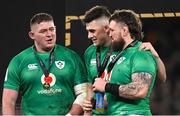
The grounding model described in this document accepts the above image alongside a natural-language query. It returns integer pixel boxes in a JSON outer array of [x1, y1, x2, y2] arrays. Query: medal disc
[[43, 83, 50, 90]]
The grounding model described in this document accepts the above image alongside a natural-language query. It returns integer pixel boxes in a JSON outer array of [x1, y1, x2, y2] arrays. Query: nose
[[109, 31, 112, 38], [88, 32, 93, 39], [46, 30, 53, 37]]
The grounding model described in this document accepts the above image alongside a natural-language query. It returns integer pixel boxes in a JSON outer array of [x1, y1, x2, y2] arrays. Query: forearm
[[69, 83, 88, 115], [2, 102, 16, 115], [156, 57, 167, 82], [105, 82, 146, 99], [105, 72, 152, 99], [68, 104, 84, 115], [2, 89, 18, 115]]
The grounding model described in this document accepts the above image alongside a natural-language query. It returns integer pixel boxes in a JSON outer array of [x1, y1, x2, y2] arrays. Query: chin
[[46, 44, 55, 49], [93, 43, 98, 46]]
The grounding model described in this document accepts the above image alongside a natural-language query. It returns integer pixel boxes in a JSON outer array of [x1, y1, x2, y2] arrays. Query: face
[[86, 20, 108, 47], [109, 20, 125, 51], [29, 21, 56, 52]]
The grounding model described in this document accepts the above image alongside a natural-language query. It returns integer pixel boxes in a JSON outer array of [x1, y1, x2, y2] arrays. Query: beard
[[112, 38, 125, 52]]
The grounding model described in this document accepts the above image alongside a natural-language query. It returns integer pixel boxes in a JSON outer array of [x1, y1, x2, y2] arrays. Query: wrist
[[105, 83, 119, 96]]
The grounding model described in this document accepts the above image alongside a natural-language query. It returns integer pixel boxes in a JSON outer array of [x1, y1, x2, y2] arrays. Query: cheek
[[112, 32, 118, 39], [35, 35, 44, 43], [114, 33, 120, 39]]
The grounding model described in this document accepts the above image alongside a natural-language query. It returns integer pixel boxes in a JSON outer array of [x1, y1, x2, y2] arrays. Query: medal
[[43, 76, 52, 90], [34, 46, 55, 90], [43, 82, 50, 90]]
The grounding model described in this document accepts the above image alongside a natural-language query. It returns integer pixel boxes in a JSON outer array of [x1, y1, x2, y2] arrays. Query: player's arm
[[67, 83, 88, 115], [82, 83, 94, 115], [93, 72, 153, 99], [139, 42, 167, 82], [106, 72, 152, 99], [2, 88, 18, 115]]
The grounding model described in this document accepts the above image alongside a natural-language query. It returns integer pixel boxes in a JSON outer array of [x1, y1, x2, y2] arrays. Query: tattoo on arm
[[118, 72, 153, 99]]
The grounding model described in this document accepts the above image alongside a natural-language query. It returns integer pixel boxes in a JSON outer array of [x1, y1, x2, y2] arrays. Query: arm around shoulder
[[156, 57, 167, 83]]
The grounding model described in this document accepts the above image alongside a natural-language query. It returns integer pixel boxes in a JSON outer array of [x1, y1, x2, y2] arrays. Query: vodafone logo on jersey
[[41, 73, 56, 87]]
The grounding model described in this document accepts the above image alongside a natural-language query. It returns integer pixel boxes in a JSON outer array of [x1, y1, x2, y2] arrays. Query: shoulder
[[10, 47, 33, 64], [132, 49, 157, 67], [134, 49, 155, 59], [8, 46, 34, 71], [84, 45, 96, 57]]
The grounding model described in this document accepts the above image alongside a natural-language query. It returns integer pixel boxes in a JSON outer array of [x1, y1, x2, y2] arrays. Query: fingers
[[139, 42, 152, 50], [82, 99, 93, 112]]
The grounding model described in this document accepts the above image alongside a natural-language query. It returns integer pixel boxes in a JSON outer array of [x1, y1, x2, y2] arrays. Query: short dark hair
[[110, 9, 144, 39], [83, 5, 111, 23], [30, 13, 53, 27]]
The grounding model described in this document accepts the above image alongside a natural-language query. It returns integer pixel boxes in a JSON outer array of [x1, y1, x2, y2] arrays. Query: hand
[[139, 42, 159, 58], [92, 78, 107, 92], [82, 99, 94, 114]]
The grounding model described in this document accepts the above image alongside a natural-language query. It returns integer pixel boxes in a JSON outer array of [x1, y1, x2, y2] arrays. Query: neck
[[34, 45, 54, 53], [123, 37, 134, 50], [103, 36, 112, 47]]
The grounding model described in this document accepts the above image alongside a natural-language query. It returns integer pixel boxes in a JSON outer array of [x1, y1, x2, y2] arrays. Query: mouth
[[92, 39, 97, 43], [46, 39, 54, 44]]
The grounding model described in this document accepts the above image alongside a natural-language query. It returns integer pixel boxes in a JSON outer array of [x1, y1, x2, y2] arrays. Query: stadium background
[[0, 0, 179, 114]]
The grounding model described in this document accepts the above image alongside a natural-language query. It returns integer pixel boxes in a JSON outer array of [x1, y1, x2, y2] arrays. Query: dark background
[[0, 0, 65, 114], [0, 0, 180, 114]]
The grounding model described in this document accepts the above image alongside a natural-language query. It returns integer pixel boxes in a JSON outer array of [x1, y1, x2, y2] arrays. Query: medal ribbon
[[107, 39, 138, 75], [96, 46, 113, 78], [33, 46, 55, 89]]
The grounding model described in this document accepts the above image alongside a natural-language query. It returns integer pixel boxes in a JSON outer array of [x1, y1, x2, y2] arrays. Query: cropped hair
[[110, 9, 144, 39], [30, 13, 53, 27], [83, 5, 111, 23]]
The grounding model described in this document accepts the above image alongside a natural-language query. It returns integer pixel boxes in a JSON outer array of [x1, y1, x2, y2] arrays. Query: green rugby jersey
[[106, 42, 157, 115], [84, 45, 116, 115], [84, 45, 111, 83], [84, 42, 157, 115], [4, 44, 87, 115]]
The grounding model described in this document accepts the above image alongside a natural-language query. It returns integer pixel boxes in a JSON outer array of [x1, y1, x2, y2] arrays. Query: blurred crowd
[[147, 28, 180, 115]]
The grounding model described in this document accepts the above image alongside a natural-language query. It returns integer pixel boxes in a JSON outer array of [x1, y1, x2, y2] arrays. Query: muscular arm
[[93, 72, 153, 99], [140, 42, 167, 82], [117, 72, 153, 99], [2, 88, 18, 115]]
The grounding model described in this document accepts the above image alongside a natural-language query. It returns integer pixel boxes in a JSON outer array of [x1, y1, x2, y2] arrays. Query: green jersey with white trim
[[4, 44, 87, 115], [84, 45, 111, 83], [106, 42, 157, 115], [84, 45, 116, 115]]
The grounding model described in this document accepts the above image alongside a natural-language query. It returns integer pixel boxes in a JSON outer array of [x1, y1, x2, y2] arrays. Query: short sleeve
[[4, 58, 21, 91], [131, 50, 157, 77], [73, 53, 88, 85]]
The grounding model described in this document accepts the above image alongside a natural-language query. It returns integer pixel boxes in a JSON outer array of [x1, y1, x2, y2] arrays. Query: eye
[[39, 29, 47, 33], [88, 29, 95, 33], [49, 27, 56, 32]]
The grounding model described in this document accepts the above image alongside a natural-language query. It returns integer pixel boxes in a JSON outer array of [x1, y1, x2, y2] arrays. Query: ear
[[104, 25, 110, 34], [28, 31, 35, 40], [122, 26, 129, 37]]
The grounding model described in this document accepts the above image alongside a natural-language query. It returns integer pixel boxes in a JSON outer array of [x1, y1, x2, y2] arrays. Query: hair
[[30, 13, 54, 27], [83, 5, 111, 24], [110, 9, 144, 39]]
